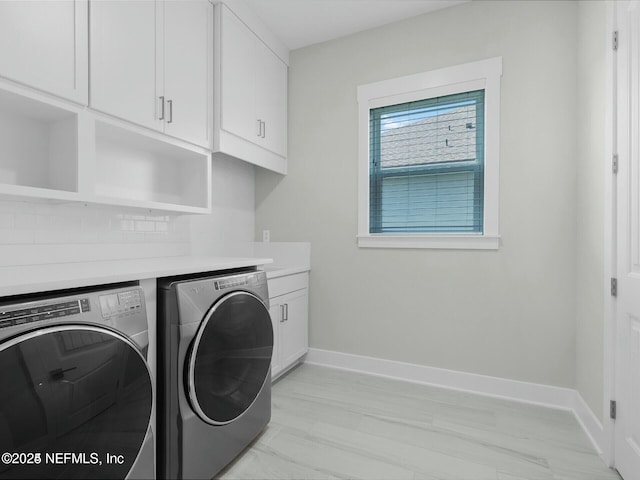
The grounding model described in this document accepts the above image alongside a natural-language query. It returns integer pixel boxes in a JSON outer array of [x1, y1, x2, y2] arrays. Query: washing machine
[[0, 282, 155, 480], [157, 268, 273, 480]]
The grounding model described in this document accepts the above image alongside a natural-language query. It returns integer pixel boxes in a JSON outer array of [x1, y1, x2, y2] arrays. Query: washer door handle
[[49, 366, 77, 381]]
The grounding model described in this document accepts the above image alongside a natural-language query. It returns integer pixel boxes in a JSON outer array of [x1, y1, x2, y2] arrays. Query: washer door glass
[[187, 291, 273, 425], [0, 326, 152, 480]]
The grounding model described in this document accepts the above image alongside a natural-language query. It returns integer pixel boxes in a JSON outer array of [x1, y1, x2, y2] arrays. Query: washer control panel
[[0, 285, 146, 331], [98, 289, 142, 319], [0, 299, 91, 329]]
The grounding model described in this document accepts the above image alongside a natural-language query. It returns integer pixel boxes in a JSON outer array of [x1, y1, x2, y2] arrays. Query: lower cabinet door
[[278, 288, 309, 370], [269, 284, 309, 379]]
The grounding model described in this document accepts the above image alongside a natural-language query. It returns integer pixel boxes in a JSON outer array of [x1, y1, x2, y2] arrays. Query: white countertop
[[0, 256, 273, 297], [263, 265, 310, 279]]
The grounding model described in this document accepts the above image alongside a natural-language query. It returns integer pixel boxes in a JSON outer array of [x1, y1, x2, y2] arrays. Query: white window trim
[[357, 57, 503, 250]]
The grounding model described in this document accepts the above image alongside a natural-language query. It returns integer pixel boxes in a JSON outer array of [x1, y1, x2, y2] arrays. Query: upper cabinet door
[[220, 6, 257, 143], [89, 0, 160, 131], [163, 0, 212, 148], [214, 3, 288, 174], [255, 40, 287, 157], [0, 0, 88, 104]]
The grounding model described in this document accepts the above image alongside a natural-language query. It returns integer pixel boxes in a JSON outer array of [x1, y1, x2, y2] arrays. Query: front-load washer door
[[0, 325, 152, 480], [186, 291, 273, 425]]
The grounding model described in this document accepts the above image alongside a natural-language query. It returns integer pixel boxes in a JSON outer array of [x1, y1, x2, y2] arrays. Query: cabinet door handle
[[159, 96, 165, 120], [262, 121, 266, 138], [257, 119, 262, 137], [167, 99, 173, 123], [280, 304, 286, 322], [284, 303, 289, 321]]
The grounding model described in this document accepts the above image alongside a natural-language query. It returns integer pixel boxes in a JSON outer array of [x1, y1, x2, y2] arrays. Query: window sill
[[356, 234, 501, 250]]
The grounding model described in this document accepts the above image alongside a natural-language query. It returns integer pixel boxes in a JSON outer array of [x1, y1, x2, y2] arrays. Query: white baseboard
[[571, 391, 607, 458], [305, 348, 606, 458]]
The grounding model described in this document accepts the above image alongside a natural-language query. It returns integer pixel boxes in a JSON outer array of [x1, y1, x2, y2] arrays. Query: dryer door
[[186, 291, 273, 425], [0, 325, 152, 479]]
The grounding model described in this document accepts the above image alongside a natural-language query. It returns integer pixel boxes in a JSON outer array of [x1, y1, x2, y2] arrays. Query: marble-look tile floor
[[218, 364, 621, 480]]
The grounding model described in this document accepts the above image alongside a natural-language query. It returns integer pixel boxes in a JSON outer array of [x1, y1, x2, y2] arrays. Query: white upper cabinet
[[163, 0, 212, 147], [89, 1, 158, 131], [215, 3, 288, 174], [255, 40, 287, 157], [0, 0, 212, 214], [90, 0, 212, 148], [220, 7, 256, 144], [0, 0, 88, 104]]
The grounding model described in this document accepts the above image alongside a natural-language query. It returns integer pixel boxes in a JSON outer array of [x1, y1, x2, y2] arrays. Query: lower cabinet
[[268, 272, 309, 379]]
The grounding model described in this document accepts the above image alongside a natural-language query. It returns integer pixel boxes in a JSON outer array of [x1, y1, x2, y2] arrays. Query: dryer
[[157, 268, 272, 480], [0, 282, 155, 479]]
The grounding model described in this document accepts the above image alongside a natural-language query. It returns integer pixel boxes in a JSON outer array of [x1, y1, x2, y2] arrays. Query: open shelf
[[0, 83, 212, 215], [0, 88, 79, 195], [94, 121, 211, 213]]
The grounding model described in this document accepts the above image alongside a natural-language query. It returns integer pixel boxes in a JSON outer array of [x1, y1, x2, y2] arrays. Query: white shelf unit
[[94, 120, 211, 214], [0, 82, 212, 214], [0, 87, 83, 201]]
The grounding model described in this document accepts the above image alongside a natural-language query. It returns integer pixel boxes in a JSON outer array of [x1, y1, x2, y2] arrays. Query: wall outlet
[[262, 230, 270, 242]]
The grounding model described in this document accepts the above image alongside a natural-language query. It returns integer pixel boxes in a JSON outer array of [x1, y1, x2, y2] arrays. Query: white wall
[[0, 154, 256, 266], [190, 154, 256, 257], [0, 200, 190, 266], [576, 0, 607, 422], [256, 0, 581, 388]]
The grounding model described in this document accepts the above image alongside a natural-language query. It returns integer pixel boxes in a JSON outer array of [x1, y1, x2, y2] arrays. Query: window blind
[[369, 90, 485, 234]]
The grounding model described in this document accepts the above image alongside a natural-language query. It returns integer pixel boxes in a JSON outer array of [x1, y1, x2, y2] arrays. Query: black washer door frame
[[0, 324, 153, 480], [186, 290, 273, 426]]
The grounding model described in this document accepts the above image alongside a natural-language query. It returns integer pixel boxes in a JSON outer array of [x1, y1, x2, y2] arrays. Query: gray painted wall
[[576, 1, 607, 421], [256, 1, 587, 388]]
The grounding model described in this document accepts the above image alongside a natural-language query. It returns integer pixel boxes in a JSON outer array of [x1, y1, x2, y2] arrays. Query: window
[[357, 58, 502, 249], [370, 90, 485, 234]]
